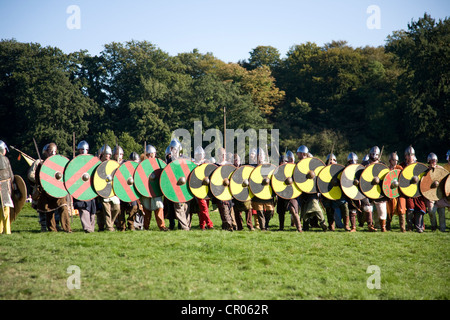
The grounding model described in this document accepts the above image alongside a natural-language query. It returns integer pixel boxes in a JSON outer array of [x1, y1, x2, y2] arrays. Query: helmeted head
[[296, 145, 309, 161], [427, 153, 438, 164], [129, 152, 140, 162], [362, 154, 369, 162], [113, 145, 124, 162], [369, 146, 380, 162], [169, 139, 182, 160], [256, 148, 266, 164], [99, 145, 112, 161], [446, 150, 450, 162], [216, 147, 227, 164], [44, 143, 57, 159], [389, 151, 399, 167], [0, 140, 9, 155], [347, 152, 358, 164], [77, 140, 89, 155], [194, 146, 205, 163], [286, 150, 295, 163], [145, 145, 156, 158], [326, 153, 337, 165], [404, 145, 416, 164], [279, 154, 287, 165]]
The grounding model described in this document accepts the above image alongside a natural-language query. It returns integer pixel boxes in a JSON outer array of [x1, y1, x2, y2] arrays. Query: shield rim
[[210, 164, 236, 201], [317, 163, 345, 200], [229, 165, 255, 202], [39, 154, 70, 198], [398, 162, 428, 198], [360, 162, 389, 200], [249, 163, 277, 200], [188, 163, 218, 200], [271, 163, 302, 200], [112, 161, 140, 202], [159, 158, 197, 203], [340, 163, 366, 200], [93, 159, 120, 199], [64, 154, 101, 201], [293, 157, 325, 194]]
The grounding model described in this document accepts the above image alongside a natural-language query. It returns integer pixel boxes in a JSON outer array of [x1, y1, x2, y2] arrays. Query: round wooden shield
[[93, 160, 120, 198], [159, 158, 197, 203], [230, 165, 255, 202], [360, 163, 389, 199], [11, 175, 27, 223], [210, 164, 236, 201], [249, 163, 277, 200], [293, 157, 325, 194], [445, 174, 450, 199], [134, 158, 166, 198], [271, 163, 302, 200], [317, 164, 345, 200], [189, 163, 217, 200], [399, 162, 428, 198], [340, 164, 366, 200], [419, 167, 449, 201], [40, 155, 70, 198], [64, 155, 101, 201], [113, 161, 140, 202], [382, 169, 401, 199]]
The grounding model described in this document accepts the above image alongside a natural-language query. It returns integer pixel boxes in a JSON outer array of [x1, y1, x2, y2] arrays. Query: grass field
[[0, 203, 449, 301]]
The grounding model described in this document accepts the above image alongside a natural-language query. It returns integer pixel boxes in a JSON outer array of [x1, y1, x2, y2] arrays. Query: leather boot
[[399, 214, 406, 233], [380, 219, 386, 232], [344, 215, 351, 231], [365, 211, 377, 232], [350, 212, 357, 232]]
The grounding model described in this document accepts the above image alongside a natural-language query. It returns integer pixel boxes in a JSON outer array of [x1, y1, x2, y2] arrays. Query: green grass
[[0, 203, 449, 300]]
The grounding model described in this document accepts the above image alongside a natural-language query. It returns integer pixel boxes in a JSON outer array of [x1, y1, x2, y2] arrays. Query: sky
[[0, 0, 449, 63]]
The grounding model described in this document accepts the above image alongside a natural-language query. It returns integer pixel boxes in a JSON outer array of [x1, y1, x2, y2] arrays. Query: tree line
[[1, 13, 448, 179]]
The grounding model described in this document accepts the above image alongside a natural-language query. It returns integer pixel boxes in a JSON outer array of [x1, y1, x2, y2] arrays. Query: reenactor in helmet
[[0, 140, 14, 234], [211, 147, 235, 231], [322, 153, 350, 231], [360, 146, 388, 232], [231, 153, 254, 231], [296, 145, 327, 232], [425, 153, 446, 232], [192, 146, 214, 230], [344, 152, 362, 232], [276, 150, 302, 232], [72, 140, 97, 233], [166, 139, 192, 230], [113, 145, 124, 164], [386, 152, 406, 232], [248, 148, 276, 231], [77, 140, 89, 155], [29, 142, 72, 233], [97, 144, 120, 231], [117, 152, 140, 231], [140, 144, 168, 231], [432, 150, 450, 231], [399, 146, 427, 233]]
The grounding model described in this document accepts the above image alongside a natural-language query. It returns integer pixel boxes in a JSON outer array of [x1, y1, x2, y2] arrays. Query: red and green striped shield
[[39, 155, 69, 198], [113, 161, 140, 202], [64, 154, 101, 201], [134, 158, 166, 198], [160, 158, 197, 203]]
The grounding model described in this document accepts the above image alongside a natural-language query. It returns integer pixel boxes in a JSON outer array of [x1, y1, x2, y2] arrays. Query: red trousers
[[197, 199, 213, 229]]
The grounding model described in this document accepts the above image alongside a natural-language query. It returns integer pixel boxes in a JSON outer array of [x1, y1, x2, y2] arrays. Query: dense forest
[[1, 13, 449, 178]]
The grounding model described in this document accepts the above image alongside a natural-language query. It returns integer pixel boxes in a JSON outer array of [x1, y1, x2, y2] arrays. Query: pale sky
[[1, 0, 448, 62]]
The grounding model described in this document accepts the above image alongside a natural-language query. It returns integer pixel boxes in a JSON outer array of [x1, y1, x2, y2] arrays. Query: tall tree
[[386, 13, 450, 156]]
